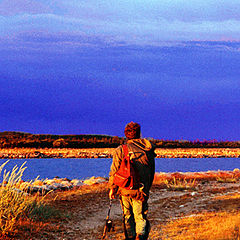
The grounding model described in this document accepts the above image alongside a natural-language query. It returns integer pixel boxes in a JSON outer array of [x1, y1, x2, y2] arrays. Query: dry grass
[[150, 171, 240, 239], [151, 211, 240, 240], [155, 148, 240, 158], [1, 158, 240, 239], [164, 177, 196, 191], [150, 172, 240, 240], [0, 161, 60, 238], [153, 169, 240, 185], [2, 147, 240, 158], [214, 193, 240, 201], [216, 173, 238, 183], [216, 177, 238, 183]]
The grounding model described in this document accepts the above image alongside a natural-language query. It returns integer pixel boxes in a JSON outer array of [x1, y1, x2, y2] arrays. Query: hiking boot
[[136, 234, 147, 240]]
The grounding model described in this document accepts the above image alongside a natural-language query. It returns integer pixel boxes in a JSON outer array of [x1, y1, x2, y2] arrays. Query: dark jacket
[[109, 138, 156, 196]]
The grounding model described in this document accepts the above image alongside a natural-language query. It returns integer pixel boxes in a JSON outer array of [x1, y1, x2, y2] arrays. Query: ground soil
[[20, 179, 240, 240]]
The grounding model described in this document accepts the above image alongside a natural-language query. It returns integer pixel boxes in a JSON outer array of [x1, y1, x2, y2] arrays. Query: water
[[0, 158, 240, 181]]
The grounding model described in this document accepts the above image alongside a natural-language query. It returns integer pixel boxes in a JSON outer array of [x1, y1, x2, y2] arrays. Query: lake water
[[0, 158, 240, 181]]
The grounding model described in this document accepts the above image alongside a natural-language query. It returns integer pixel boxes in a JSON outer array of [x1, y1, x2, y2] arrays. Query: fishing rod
[[102, 199, 114, 239]]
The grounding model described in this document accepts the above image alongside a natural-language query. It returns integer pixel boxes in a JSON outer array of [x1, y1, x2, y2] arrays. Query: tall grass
[[0, 160, 58, 236]]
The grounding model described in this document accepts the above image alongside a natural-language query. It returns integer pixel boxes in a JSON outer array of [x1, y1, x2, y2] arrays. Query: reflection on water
[[0, 158, 239, 181]]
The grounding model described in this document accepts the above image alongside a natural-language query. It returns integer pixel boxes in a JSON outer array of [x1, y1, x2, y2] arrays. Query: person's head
[[124, 121, 141, 140]]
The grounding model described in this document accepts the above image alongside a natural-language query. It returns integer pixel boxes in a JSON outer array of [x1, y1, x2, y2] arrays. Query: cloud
[[2, 0, 240, 22], [0, 0, 52, 16], [1, 1, 240, 139], [1, 12, 240, 46], [54, 0, 240, 23], [1, 0, 240, 44]]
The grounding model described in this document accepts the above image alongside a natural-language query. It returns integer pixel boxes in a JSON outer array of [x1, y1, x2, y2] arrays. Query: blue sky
[[0, 0, 240, 140]]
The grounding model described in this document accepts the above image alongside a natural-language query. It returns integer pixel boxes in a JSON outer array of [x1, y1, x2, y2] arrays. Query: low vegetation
[[154, 211, 240, 240], [164, 177, 196, 191], [0, 131, 124, 148], [216, 176, 238, 183], [0, 161, 60, 238], [1, 158, 240, 239], [1, 131, 240, 149]]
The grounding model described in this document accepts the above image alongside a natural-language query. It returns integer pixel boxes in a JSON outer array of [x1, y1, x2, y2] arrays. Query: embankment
[[0, 147, 240, 159]]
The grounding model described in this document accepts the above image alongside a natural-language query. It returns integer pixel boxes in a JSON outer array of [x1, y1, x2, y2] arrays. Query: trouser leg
[[121, 196, 136, 239], [132, 199, 149, 238]]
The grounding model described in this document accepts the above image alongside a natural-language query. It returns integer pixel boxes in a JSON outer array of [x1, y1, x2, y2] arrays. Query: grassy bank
[[1, 159, 240, 239], [1, 147, 240, 159], [0, 161, 62, 239]]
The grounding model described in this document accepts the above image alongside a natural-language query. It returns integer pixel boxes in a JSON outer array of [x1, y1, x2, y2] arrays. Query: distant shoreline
[[0, 147, 240, 159]]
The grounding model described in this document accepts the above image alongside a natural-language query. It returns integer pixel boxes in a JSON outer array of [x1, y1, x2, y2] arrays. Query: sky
[[0, 0, 240, 140]]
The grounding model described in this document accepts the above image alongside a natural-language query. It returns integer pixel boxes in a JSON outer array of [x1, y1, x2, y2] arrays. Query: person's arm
[[150, 155, 155, 187], [108, 146, 123, 199], [149, 145, 156, 187]]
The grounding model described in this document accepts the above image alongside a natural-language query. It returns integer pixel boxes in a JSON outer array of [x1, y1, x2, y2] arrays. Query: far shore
[[0, 147, 240, 159]]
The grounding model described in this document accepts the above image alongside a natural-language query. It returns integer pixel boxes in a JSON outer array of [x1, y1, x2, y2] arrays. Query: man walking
[[109, 122, 156, 240]]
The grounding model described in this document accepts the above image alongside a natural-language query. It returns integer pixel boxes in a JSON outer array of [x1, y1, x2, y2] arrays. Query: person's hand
[[109, 188, 116, 199]]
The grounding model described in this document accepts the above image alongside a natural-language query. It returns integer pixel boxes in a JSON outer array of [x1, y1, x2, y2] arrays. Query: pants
[[120, 196, 149, 239]]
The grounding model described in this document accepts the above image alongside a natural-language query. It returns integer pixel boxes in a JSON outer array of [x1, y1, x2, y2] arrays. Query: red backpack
[[113, 145, 140, 190]]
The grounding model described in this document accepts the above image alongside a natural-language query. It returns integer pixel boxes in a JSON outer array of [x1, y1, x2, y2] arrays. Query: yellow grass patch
[[46, 182, 108, 202], [153, 170, 240, 185], [2, 147, 240, 159], [0, 161, 60, 237], [215, 193, 240, 201], [151, 211, 240, 240], [164, 177, 196, 191]]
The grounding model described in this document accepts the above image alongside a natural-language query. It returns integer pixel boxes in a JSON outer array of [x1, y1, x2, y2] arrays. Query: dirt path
[[36, 181, 240, 240]]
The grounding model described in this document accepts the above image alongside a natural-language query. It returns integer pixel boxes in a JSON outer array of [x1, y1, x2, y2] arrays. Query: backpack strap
[[122, 144, 130, 161]]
